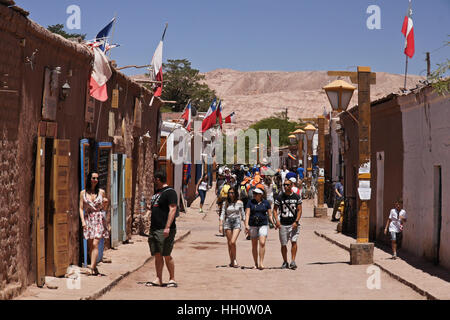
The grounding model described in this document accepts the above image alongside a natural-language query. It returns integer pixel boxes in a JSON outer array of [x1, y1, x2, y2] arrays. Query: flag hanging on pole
[[401, 1, 415, 59], [89, 46, 112, 101], [216, 100, 223, 129], [181, 102, 192, 131], [224, 112, 236, 123], [95, 17, 116, 52], [201, 98, 217, 133], [149, 23, 168, 106]]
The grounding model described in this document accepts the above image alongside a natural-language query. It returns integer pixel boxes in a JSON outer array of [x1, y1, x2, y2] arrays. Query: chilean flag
[[181, 102, 192, 131], [201, 98, 217, 133], [149, 24, 167, 106], [89, 46, 112, 102], [224, 112, 236, 123], [401, 1, 415, 59], [95, 17, 116, 52], [150, 40, 163, 97]]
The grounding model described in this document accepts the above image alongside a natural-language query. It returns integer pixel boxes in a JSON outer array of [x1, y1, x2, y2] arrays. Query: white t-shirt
[[388, 209, 406, 233], [198, 181, 208, 191], [281, 170, 289, 184]]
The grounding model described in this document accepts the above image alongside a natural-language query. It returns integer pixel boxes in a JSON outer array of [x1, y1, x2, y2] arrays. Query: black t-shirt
[[274, 192, 302, 225], [150, 187, 178, 231]]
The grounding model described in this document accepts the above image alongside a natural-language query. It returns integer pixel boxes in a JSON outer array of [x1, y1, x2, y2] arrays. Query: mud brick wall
[[0, 3, 161, 298]]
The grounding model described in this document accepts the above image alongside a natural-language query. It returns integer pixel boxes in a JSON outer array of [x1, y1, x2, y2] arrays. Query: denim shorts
[[390, 231, 401, 241], [223, 217, 241, 230], [249, 225, 268, 239]]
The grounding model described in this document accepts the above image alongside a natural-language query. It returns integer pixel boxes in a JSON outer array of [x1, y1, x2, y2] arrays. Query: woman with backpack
[[245, 185, 274, 270], [219, 187, 245, 268]]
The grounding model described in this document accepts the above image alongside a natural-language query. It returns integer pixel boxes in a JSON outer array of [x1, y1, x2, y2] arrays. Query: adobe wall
[[0, 3, 161, 299], [401, 86, 450, 270]]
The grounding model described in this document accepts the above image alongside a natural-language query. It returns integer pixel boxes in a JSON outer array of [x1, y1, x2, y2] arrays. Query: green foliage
[[250, 117, 305, 147], [430, 59, 450, 96], [429, 37, 449, 95], [47, 24, 86, 40], [155, 59, 217, 112]]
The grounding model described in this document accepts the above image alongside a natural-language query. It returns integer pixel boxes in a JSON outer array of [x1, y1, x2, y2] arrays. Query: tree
[[47, 24, 86, 40], [158, 59, 217, 112]]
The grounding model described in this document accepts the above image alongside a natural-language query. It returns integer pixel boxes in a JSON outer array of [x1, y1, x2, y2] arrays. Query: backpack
[[239, 184, 248, 199], [220, 184, 231, 200]]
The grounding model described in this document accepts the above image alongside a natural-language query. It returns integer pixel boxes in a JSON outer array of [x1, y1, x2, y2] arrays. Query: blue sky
[[15, 0, 450, 77]]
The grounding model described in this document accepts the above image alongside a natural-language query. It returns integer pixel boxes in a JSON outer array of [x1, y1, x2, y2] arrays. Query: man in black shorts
[[146, 170, 178, 288]]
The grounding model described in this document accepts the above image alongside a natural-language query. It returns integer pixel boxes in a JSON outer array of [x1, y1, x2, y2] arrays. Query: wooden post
[[357, 66, 371, 243], [298, 138, 303, 167], [317, 116, 325, 206]]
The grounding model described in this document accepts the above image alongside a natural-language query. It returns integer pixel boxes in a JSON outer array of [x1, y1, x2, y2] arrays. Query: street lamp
[[288, 134, 297, 145], [323, 79, 356, 112], [304, 123, 316, 192], [290, 129, 305, 167], [326, 66, 377, 265]]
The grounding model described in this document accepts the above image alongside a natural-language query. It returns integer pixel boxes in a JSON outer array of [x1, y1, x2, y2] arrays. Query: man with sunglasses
[[273, 177, 302, 270]]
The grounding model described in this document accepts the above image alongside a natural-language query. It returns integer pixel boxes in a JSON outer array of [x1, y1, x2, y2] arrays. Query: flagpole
[[108, 13, 118, 59], [404, 55, 408, 90]]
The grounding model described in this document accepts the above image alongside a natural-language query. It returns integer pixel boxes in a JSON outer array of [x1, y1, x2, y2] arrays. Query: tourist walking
[[79, 171, 109, 276], [331, 178, 344, 222], [219, 187, 245, 268], [146, 170, 178, 288], [384, 198, 407, 260], [245, 186, 274, 270], [196, 174, 209, 213], [273, 178, 302, 270]]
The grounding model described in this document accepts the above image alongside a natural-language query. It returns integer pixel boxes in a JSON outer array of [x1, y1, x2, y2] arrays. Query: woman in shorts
[[219, 187, 245, 267], [245, 186, 274, 270]]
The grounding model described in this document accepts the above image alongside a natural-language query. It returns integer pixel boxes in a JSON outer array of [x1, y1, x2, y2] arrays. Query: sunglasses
[[91, 177, 99, 180], [283, 183, 291, 186]]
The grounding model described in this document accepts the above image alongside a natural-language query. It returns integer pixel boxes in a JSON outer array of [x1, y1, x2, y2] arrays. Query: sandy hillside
[[131, 69, 424, 131], [201, 69, 424, 131]]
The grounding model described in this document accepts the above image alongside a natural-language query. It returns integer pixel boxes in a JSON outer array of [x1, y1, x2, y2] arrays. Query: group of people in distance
[[212, 163, 303, 270]]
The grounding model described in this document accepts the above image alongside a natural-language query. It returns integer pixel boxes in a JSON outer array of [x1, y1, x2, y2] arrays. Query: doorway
[[376, 151, 385, 240], [433, 166, 442, 265]]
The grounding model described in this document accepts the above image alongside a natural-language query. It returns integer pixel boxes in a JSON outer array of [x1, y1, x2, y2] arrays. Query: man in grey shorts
[[273, 177, 302, 270]]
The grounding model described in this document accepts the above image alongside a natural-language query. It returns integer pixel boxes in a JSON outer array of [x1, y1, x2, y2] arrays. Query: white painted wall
[[401, 88, 450, 269]]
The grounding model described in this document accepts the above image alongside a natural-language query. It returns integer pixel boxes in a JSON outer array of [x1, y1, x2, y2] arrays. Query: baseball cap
[[289, 177, 297, 183], [253, 188, 264, 194]]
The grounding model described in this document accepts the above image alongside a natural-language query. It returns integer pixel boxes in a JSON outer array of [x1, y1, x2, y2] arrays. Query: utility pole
[[426, 52, 431, 77]]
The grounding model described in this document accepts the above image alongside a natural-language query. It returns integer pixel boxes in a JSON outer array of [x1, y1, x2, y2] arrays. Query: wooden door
[[51, 139, 70, 277], [118, 155, 126, 242], [111, 154, 119, 248], [34, 137, 46, 286], [80, 139, 90, 267]]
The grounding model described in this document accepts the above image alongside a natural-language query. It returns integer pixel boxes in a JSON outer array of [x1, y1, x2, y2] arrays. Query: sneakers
[[281, 261, 289, 269], [199, 208, 203, 213], [289, 261, 297, 270], [392, 254, 397, 260]]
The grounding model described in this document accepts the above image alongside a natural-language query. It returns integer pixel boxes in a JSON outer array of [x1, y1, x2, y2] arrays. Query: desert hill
[[201, 69, 424, 131]]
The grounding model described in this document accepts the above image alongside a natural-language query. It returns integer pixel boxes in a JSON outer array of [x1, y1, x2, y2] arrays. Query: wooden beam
[[327, 70, 376, 85]]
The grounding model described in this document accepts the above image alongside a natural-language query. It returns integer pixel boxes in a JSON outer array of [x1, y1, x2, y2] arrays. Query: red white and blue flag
[[401, 1, 415, 59], [201, 98, 217, 133], [224, 112, 236, 123], [181, 102, 192, 131], [149, 24, 168, 106]]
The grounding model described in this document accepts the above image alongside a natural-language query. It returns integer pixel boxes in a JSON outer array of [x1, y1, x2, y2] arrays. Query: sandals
[[87, 266, 101, 276], [167, 281, 178, 288], [145, 281, 161, 287]]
